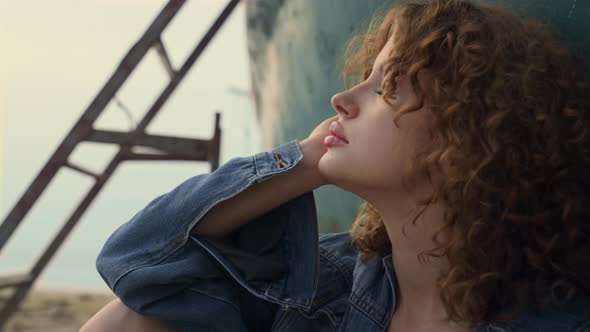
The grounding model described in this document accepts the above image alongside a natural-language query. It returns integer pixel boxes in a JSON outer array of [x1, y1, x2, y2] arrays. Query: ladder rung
[[154, 38, 176, 79], [64, 161, 100, 179], [86, 129, 210, 157], [0, 273, 32, 289], [123, 151, 206, 161]]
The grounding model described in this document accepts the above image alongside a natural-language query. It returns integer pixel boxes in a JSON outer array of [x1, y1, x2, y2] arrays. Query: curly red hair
[[342, 0, 590, 326]]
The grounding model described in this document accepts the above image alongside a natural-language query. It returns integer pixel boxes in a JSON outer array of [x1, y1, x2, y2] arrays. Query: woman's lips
[[329, 121, 349, 143], [324, 135, 348, 146]]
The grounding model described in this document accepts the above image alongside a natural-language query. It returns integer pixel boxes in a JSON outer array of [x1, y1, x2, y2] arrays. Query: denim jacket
[[96, 139, 590, 332]]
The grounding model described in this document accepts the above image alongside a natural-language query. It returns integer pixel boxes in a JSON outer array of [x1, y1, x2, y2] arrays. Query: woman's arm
[[79, 299, 178, 332], [191, 139, 323, 240], [92, 117, 335, 330]]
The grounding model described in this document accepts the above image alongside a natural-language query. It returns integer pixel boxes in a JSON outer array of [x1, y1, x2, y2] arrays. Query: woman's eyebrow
[[375, 62, 386, 76], [370, 62, 385, 77], [377, 63, 385, 74]]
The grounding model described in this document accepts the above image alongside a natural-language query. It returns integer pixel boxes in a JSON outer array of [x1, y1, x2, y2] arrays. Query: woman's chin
[[318, 154, 337, 175], [318, 156, 352, 188]]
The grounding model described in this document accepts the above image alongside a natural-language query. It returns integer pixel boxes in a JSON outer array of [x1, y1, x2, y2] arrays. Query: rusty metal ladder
[[0, 0, 242, 328]]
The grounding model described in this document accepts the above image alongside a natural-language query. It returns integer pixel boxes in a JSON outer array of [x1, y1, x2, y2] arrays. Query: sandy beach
[[2, 288, 116, 332]]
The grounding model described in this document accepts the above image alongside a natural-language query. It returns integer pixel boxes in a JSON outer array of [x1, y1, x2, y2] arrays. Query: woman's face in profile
[[319, 36, 435, 202]]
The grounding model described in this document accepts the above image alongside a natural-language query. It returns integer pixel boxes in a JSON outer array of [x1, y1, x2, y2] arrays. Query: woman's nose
[[331, 91, 358, 119]]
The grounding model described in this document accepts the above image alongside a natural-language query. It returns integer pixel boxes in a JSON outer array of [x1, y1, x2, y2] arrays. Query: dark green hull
[[245, 0, 589, 233]]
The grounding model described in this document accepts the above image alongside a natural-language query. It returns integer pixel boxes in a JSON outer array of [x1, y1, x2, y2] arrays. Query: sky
[[0, 0, 261, 291]]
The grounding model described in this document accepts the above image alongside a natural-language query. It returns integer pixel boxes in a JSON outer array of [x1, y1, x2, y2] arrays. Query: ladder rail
[[134, 0, 241, 131], [0, 0, 188, 251], [0, 0, 239, 328], [0, 111, 221, 327]]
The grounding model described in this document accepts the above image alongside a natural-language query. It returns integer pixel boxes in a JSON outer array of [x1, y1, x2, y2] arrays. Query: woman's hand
[[298, 115, 339, 187]]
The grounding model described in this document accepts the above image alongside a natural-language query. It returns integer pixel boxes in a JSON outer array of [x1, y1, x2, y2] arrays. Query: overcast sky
[[0, 0, 262, 290]]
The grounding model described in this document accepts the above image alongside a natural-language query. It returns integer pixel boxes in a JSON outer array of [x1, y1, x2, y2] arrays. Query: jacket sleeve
[[95, 139, 320, 331]]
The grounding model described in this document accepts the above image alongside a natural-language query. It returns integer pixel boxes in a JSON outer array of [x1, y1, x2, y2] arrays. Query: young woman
[[81, 0, 590, 331]]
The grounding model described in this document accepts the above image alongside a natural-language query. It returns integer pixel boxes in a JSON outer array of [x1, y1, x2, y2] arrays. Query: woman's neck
[[371, 191, 451, 323]]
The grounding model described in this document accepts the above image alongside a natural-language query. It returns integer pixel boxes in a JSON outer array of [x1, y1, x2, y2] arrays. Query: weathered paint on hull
[[245, 0, 589, 233]]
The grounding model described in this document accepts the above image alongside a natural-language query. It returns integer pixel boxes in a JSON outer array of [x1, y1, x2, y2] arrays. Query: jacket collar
[[348, 252, 504, 332], [263, 191, 320, 310], [346, 252, 397, 328]]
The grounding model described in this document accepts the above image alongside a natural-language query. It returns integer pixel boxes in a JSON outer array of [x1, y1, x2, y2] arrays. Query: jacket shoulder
[[294, 232, 357, 318], [495, 298, 590, 332], [316, 232, 358, 290]]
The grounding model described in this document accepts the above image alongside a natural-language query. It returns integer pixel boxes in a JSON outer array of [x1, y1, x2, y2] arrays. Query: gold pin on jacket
[[274, 152, 288, 169]]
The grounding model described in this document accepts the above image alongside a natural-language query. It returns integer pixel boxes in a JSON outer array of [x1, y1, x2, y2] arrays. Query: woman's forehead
[[375, 21, 403, 68], [374, 38, 395, 70]]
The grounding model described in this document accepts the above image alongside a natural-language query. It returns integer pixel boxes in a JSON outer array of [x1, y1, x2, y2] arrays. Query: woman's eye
[[374, 90, 383, 96]]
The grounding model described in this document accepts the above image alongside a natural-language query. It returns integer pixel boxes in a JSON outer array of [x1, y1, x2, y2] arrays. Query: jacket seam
[[253, 142, 303, 181], [348, 299, 386, 329], [110, 174, 257, 292], [319, 248, 353, 289], [185, 173, 257, 233], [110, 239, 184, 292], [297, 306, 337, 326], [272, 309, 297, 331], [187, 287, 241, 314], [270, 309, 289, 330], [191, 235, 274, 304], [575, 319, 590, 332], [192, 236, 311, 310]]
